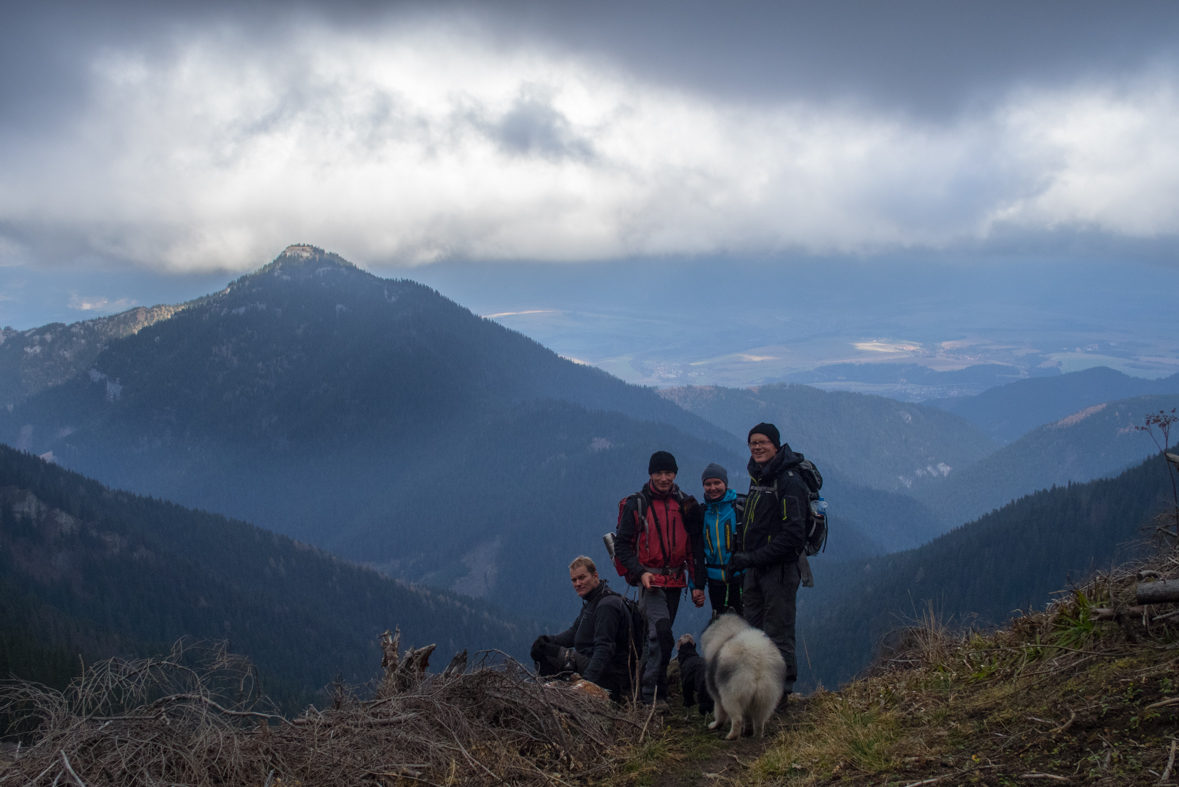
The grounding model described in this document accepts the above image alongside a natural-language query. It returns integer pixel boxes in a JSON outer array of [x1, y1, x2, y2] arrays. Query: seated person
[[676, 633, 713, 716], [530, 556, 634, 702]]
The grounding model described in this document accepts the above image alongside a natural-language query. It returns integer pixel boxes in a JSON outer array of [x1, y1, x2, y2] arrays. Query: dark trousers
[[640, 587, 681, 703], [742, 561, 800, 692], [707, 578, 743, 617]]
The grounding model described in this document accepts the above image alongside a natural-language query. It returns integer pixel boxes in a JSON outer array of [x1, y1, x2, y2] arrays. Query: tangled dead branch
[[0, 637, 644, 787]]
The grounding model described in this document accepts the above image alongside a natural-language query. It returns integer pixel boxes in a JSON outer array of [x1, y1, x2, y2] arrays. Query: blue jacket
[[701, 488, 744, 582]]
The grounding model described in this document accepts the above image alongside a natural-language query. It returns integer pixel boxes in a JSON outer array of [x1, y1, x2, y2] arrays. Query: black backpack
[[602, 587, 646, 685], [795, 458, 828, 556], [758, 456, 827, 556]]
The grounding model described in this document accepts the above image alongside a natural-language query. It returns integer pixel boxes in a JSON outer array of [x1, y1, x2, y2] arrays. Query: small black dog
[[676, 633, 713, 715]]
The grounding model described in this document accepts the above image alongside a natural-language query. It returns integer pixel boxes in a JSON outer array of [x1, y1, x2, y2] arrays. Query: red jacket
[[615, 483, 705, 590]]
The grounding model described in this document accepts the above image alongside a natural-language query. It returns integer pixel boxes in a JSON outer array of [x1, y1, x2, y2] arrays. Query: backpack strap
[[631, 493, 648, 534]]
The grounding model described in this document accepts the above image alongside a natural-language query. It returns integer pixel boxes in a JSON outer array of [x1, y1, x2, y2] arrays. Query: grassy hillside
[[755, 543, 1179, 786], [797, 452, 1176, 690]]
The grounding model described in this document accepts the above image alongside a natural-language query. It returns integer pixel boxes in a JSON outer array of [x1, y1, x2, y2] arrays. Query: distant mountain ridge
[[930, 366, 1179, 443], [0, 304, 183, 409], [916, 393, 1179, 528], [661, 383, 997, 495]]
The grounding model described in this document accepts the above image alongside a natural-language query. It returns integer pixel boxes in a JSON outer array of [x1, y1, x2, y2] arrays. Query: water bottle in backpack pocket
[[806, 495, 828, 556]]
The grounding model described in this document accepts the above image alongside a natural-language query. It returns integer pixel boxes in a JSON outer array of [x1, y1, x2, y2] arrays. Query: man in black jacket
[[726, 422, 809, 699], [530, 556, 633, 701]]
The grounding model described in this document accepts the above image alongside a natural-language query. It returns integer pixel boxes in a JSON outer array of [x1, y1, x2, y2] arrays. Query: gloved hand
[[727, 552, 752, 573]]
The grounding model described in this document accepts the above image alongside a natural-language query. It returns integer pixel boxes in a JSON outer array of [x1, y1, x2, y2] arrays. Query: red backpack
[[604, 493, 647, 586]]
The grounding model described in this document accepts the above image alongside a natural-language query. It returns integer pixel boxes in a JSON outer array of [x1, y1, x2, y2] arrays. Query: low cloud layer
[[2, 20, 1179, 271]]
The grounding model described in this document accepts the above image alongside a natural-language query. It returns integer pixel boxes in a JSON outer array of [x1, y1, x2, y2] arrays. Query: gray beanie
[[701, 463, 729, 487]]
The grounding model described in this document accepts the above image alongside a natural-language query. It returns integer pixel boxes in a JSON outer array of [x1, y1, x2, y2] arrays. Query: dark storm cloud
[[8, 0, 1179, 122], [503, 0, 1179, 115]]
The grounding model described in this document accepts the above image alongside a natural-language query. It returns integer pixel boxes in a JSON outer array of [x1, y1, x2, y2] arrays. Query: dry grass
[[746, 545, 1179, 786], [0, 639, 647, 787]]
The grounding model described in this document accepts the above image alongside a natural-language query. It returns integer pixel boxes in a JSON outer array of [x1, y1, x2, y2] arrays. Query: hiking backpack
[[795, 457, 829, 556], [605, 588, 647, 679], [754, 456, 828, 557], [604, 492, 647, 586]]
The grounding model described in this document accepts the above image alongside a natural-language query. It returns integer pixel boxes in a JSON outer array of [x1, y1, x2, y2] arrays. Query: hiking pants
[[639, 587, 681, 704], [742, 561, 800, 692], [706, 578, 743, 618]]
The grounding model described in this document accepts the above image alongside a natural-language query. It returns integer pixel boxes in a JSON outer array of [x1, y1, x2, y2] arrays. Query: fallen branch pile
[[0, 635, 640, 787]]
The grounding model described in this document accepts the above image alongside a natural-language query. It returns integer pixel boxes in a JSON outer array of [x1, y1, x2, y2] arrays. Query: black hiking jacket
[[738, 443, 810, 567], [551, 579, 631, 690]]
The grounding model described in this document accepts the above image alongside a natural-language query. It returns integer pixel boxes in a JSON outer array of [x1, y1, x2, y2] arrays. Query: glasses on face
[[748, 439, 774, 449]]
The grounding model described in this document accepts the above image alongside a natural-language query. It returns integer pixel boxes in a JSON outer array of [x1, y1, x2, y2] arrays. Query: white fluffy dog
[[700, 612, 785, 740]]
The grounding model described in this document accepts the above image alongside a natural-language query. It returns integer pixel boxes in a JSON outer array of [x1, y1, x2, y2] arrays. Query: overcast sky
[[3, 0, 1179, 275]]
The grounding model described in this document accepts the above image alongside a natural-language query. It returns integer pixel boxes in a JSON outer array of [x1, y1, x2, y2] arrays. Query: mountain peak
[[281, 244, 320, 259], [250, 245, 359, 282]]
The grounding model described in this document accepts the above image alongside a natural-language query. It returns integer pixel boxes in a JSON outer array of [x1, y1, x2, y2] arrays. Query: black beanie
[[748, 423, 781, 450], [648, 450, 678, 474]]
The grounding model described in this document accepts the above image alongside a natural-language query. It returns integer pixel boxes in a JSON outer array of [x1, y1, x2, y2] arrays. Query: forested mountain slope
[[930, 366, 1179, 443], [797, 453, 1175, 690], [662, 383, 997, 495], [0, 444, 528, 709], [916, 394, 1177, 528]]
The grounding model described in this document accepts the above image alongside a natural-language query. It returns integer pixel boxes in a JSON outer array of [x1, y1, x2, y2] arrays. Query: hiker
[[530, 556, 634, 702], [726, 423, 810, 701], [614, 450, 706, 706], [700, 462, 745, 617]]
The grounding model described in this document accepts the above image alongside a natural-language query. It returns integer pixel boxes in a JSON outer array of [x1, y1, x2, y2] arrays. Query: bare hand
[[640, 572, 653, 590], [691, 589, 705, 607]]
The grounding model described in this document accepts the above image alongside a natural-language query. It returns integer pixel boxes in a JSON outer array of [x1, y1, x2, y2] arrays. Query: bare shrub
[[0, 639, 642, 787]]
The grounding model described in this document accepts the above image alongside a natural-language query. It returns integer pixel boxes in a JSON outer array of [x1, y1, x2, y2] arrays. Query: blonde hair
[[569, 555, 598, 574]]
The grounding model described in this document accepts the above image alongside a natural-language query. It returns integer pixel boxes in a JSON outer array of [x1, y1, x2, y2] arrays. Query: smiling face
[[703, 477, 727, 500], [570, 564, 601, 598], [748, 434, 778, 465], [649, 470, 676, 494]]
